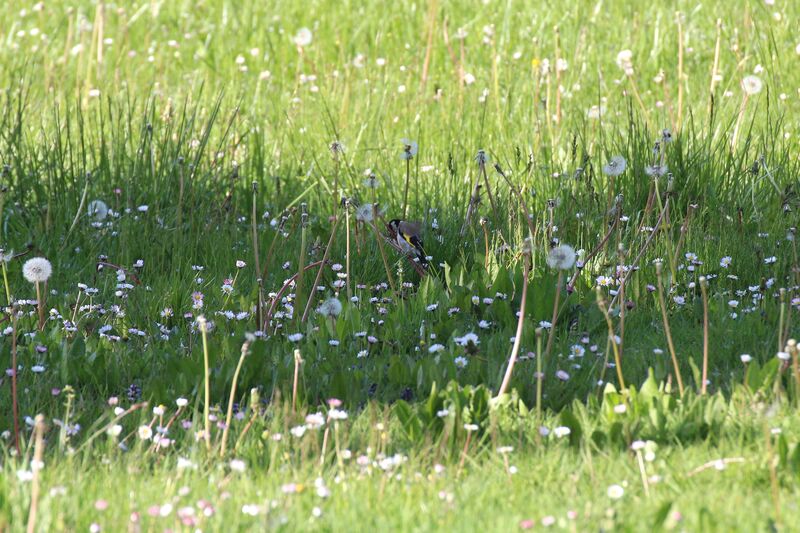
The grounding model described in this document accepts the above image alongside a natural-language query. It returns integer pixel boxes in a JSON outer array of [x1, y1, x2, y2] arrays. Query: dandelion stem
[[198, 316, 212, 451], [1, 260, 11, 307], [597, 287, 625, 390], [35, 281, 45, 332], [301, 215, 340, 323], [220, 336, 253, 457], [535, 328, 544, 421], [496, 253, 530, 398], [369, 206, 397, 294], [25, 414, 45, 533], [10, 308, 20, 454], [655, 262, 685, 396], [251, 181, 261, 278], [292, 349, 303, 416], [543, 271, 564, 363], [345, 203, 352, 301], [699, 277, 710, 395], [402, 158, 411, 220]]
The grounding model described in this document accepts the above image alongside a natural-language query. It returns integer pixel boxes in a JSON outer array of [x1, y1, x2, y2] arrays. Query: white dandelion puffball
[[87, 199, 109, 221], [616, 50, 634, 75], [293, 28, 312, 47], [23, 257, 53, 283], [742, 75, 763, 96], [603, 155, 627, 177], [317, 298, 343, 318], [547, 245, 576, 270]]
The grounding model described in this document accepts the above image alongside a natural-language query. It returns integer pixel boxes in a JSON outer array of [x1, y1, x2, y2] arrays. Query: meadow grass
[[1, 0, 800, 530]]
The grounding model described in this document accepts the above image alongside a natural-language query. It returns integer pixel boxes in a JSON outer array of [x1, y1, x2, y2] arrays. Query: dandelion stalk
[[477, 152, 501, 228], [301, 215, 340, 323], [251, 181, 261, 278], [542, 271, 564, 363], [295, 204, 309, 324], [220, 334, 254, 457], [778, 289, 786, 352], [676, 11, 685, 131], [496, 250, 531, 398], [345, 200, 352, 301], [10, 306, 20, 454], [597, 287, 625, 390], [700, 277, 710, 395], [198, 316, 212, 451], [369, 205, 397, 294], [633, 444, 650, 498], [655, 261, 685, 396], [25, 415, 46, 533], [292, 349, 303, 416], [61, 171, 90, 251], [402, 155, 411, 219], [234, 388, 261, 453], [535, 328, 544, 421], [34, 281, 45, 332], [0, 254, 11, 307]]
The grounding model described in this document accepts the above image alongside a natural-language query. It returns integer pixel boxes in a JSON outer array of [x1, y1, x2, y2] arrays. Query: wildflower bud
[[249, 388, 260, 412]]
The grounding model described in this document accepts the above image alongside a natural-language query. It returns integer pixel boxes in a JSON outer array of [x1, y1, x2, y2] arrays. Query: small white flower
[[740, 354, 752, 363], [553, 426, 571, 438], [607, 484, 625, 499], [454, 356, 469, 369], [230, 459, 247, 472], [137, 425, 153, 440], [176, 397, 189, 407]]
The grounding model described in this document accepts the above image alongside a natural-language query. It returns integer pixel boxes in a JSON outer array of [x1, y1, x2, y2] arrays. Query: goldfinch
[[388, 219, 428, 266]]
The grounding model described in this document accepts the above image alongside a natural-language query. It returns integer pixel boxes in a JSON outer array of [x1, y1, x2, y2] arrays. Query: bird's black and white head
[[388, 219, 402, 233]]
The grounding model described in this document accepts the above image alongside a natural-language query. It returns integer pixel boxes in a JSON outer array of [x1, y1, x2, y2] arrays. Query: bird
[[387, 219, 428, 267]]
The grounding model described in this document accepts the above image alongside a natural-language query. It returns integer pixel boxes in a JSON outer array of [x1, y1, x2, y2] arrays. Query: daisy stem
[[199, 316, 212, 451], [700, 277, 710, 395], [220, 336, 253, 457], [655, 262, 685, 396], [497, 253, 530, 398]]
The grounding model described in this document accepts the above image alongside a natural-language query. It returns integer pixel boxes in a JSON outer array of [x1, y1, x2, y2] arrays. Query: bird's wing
[[398, 221, 422, 235]]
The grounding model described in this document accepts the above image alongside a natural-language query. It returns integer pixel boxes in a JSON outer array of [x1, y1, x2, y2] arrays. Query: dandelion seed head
[[23, 257, 52, 283]]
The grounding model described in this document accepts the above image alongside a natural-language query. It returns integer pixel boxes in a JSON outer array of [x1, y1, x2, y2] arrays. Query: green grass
[[2, 0, 800, 530]]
